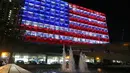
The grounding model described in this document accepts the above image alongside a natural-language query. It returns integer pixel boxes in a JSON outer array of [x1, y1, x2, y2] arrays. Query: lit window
[[26, 20, 32, 25], [82, 39, 85, 42], [73, 37, 77, 42], [8, 10, 12, 20], [89, 40, 92, 43], [41, 6, 45, 9], [97, 41, 100, 44], [68, 37, 73, 40], [99, 41, 102, 44], [85, 31, 89, 35], [48, 34, 53, 38], [37, 32, 42, 37], [22, 20, 26, 24], [42, 33, 46, 37], [35, 4, 40, 7], [55, 26, 59, 30], [9, 0, 12, 2], [105, 36, 109, 39], [33, 22, 38, 26], [50, 25, 54, 30], [60, 35, 65, 40], [102, 35, 105, 38], [55, 35, 59, 39], [59, 27, 64, 31], [89, 32, 93, 36], [51, 1, 55, 4], [86, 39, 89, 43], [44, 24, 49, 28], [39, 23, 43, 27], [60, 4, 65, 7], [100, 41, 103, 44], [25, 30, 31, 35], [29, 3, 34, 6], [44, 33, 49, 38], [31, 31, 37, 36], [64, 27, 68, 32], [77, 38, 80, 42], [72, 8, 76, 11]]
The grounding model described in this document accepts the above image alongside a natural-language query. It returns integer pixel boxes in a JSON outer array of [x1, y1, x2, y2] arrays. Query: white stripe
[[25, 30, 109, 44], [22, 20, 109, 39], [69, 4, 106, 19], [70, 13, 106, 26], [69, 20, 108, 32]]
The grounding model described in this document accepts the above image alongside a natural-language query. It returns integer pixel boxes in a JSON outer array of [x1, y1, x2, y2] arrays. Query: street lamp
[[123, 43, 129, 46], [96, 57, 101, 62], [1, 52, 10, 58], [96, 57, 100, 60]]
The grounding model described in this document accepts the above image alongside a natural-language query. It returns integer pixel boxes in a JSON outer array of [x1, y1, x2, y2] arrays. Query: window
[[85, 31, 89, 35], [60, 35, 65, 40], [22, 20, 26, 24], [82, 39, 85, 42], [32, 22, 38, 26], [48, 34, 54, 38], [86, 39, 90, 43], [73, 37, 78, 42], [26, 20, 32, 25], [44, 24, 49, 28], [55, 35, 59, 39], [44, 33, 49, 38], [55, 26, 59, 30], [89, 32, 93, 36], [77, 38, 81, 42], [31, 31, 37, 36], [37, 32, 42, 37], [25, 30, 31, 35]]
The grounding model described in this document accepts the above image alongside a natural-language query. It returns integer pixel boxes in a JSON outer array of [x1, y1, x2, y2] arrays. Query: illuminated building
[[0, 0, 21, 41], [20, 0, 109, 45], [0, 0, 110, 64]]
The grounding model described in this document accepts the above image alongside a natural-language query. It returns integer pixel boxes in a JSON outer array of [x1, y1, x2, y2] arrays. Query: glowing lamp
[[96, 57, 100, 60], [97, 68, 102, 72], [123, 43, 129, 46], [1, 52, 10, 58], [66, 56, 70, 59]]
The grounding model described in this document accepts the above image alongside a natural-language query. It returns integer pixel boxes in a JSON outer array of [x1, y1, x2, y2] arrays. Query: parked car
[[16, 60, 24, 64], [29, 61, 37, 65]]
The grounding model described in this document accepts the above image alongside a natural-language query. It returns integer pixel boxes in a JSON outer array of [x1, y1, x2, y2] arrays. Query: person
[[0, 60, 3, 66], [2, 61, 6, 65]]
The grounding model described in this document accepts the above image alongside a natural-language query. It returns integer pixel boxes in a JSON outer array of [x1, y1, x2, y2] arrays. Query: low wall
[[0, 64, 11, 73], [0, 64, 31, 73]]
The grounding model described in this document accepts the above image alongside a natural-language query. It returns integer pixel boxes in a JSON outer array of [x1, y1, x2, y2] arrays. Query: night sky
[[65, 0, 130, 43]]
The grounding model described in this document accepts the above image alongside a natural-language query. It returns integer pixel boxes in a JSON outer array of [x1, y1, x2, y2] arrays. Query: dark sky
[[64, 0, 130, 43]]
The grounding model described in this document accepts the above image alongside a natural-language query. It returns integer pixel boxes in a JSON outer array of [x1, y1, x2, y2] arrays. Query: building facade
[[0, 0, 110, 64], [13, 52, 95, 64], [20, 0, 109, 45]]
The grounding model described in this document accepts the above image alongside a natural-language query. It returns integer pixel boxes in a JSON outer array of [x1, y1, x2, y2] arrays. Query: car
[[16, 60, 24, 64]]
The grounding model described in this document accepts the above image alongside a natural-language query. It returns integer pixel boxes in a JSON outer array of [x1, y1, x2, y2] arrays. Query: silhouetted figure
[[0, 60, 3, 66]]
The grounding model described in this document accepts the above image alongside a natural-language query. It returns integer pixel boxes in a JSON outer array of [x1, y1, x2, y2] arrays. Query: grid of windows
[[20, 0, 109, 45]]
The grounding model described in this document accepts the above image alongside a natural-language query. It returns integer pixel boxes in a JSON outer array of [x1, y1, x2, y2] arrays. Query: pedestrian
[[0, 60, 3, 66]]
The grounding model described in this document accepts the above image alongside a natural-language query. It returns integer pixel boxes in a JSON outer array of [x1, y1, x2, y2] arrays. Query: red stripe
[[24, 35, 91, 45], [69, 24, 108, 35], [69, 10, 106, 22], [20, 24, 109, 42], [69, 3, 105, 16], [69, 17, 107, 28]]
